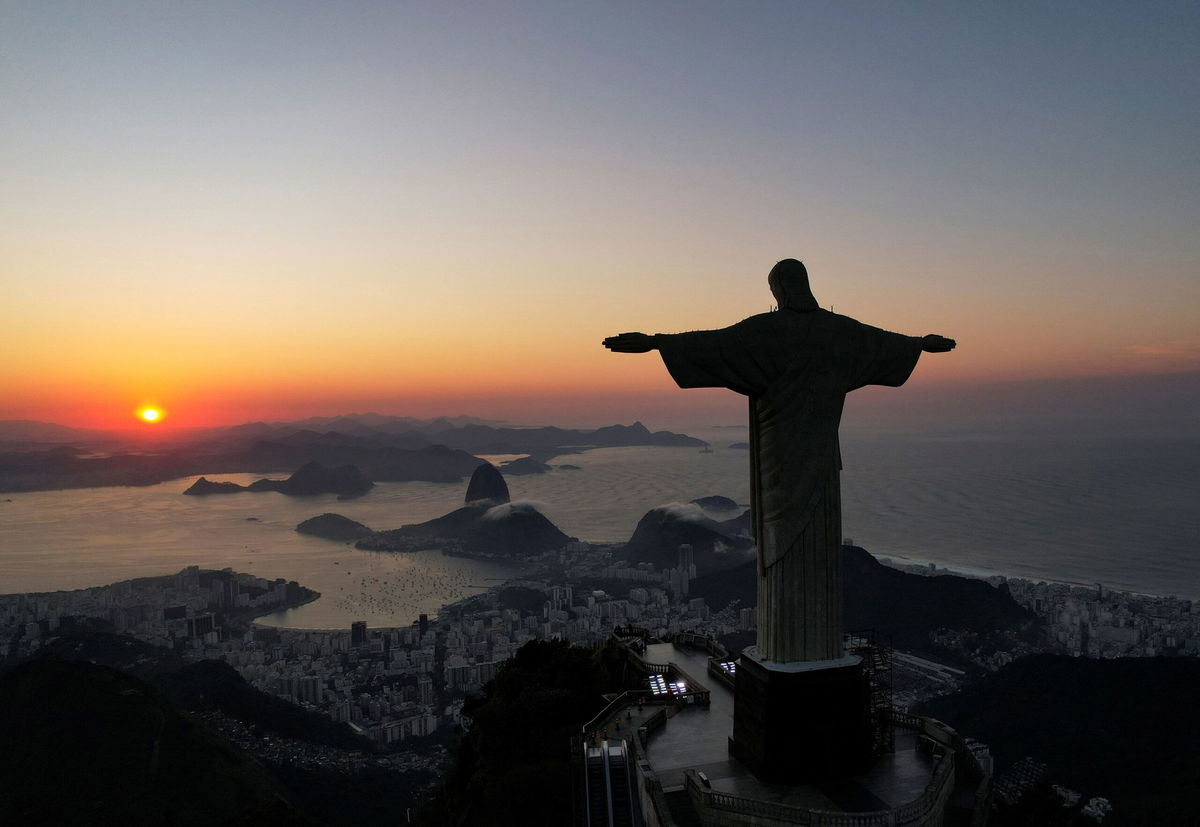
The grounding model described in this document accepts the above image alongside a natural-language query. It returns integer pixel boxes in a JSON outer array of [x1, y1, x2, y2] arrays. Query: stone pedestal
[[728, 647, 873, 784]]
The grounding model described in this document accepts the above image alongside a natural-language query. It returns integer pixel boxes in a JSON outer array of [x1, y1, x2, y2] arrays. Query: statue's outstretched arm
[[603, 332, 660, 353], [917, 334, 956, 353]]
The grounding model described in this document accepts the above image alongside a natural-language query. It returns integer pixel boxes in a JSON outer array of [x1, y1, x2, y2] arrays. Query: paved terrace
[[640, 642, 941, 814]]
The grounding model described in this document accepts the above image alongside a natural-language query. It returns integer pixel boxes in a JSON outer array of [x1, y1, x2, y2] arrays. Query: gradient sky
[[2, 1, 1197, 430]]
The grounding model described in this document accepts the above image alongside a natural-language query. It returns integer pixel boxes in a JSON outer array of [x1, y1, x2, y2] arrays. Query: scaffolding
[[846, 628, 895, 755]]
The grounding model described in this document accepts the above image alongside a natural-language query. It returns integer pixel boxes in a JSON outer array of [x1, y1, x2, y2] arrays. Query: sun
[[138, 407, 162, 424]]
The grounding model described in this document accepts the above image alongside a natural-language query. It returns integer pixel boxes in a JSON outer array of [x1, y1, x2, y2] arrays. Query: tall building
[[418, 674, 434, 706], [186, 614, 215, 638], [677, 544, 696, 578], [551, 585, 574, 611], [351, 620, 367, 646]]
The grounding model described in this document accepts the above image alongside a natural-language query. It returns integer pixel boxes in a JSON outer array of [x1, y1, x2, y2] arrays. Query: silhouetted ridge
[[183, 476, 244, 495], [0, 416, 707, 492], [419, 420, 706, 453], [248, 461, 373, 498], [183, 462, 373, 499]]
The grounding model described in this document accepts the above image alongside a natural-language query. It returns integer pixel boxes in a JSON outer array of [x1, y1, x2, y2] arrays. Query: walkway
[[639, 642, 941, 813]]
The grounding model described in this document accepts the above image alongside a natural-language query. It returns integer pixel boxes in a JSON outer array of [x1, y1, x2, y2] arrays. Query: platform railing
[[679, 711, 963, 827]]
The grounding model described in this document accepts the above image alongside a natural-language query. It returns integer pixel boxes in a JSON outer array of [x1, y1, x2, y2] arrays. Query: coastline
[[874, 553, 1196, 601]]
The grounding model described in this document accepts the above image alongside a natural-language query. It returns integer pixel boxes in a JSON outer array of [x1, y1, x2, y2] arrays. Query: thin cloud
[[1114, 339, 1200, 367], [651, 502, 709, 523], [482, 500, 547, 520]]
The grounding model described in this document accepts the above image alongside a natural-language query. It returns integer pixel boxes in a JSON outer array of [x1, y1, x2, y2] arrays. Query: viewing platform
[[578, 632, 990, 827]]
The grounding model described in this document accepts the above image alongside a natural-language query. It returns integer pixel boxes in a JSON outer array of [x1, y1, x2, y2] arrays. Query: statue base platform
[[728, 647, 874, 784]]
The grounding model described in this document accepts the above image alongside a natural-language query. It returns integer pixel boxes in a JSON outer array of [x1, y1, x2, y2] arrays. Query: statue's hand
[[603, 332, 657, 353], [921, 334, 956, 353]]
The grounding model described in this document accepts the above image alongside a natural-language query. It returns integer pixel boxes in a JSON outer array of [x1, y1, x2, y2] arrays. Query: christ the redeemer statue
[[603, 259, 955, 665]]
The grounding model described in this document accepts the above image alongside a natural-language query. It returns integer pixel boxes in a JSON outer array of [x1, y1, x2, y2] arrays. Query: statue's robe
[[657, 309, 922, 662]]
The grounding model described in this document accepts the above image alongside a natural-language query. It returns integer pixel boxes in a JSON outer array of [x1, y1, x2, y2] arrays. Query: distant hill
[[211, 441, 482, 484], [247, 462, 373, 498], [184, 461, 373, 499], [618, 503, 755, 574], [424, 420, 707, 453], [0, 417, 708, 493], [222, 413, 503, 438], [0, 446, 188, 493], [917, 654, 1200, 825], [690, 545, 1036, 662], [0, 419, 102, 443]]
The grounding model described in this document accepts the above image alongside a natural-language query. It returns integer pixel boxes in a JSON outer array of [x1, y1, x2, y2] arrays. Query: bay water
[[0, 427, 1195, 629]]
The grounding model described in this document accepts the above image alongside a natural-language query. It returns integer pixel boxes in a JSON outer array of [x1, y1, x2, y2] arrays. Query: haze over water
[[1, 425, 1195, 628]]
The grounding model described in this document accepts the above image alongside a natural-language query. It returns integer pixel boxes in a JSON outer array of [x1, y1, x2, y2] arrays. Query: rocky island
[[498, 456, 553, 476], [182, 477, 244, 495], [463, 462, 510, 504], [184, 462, 373, 499], [356, 462, 574, 557], [295, 513, 374, 541]]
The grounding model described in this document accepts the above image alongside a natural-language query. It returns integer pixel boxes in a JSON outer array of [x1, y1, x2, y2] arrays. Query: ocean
[[0, 427, 1195, 629]]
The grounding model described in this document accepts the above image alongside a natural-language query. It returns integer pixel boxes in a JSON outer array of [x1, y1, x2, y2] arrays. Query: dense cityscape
[[4, 534, 1198, 824]]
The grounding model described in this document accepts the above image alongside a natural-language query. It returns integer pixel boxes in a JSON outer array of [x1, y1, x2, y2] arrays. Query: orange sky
[[2, 4, 1197, 431]]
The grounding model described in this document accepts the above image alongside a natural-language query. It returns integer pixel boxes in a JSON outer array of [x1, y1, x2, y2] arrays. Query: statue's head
[[768, 259, 818, 311]]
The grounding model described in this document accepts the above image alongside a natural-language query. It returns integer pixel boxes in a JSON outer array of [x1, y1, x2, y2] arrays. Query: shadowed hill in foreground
[[917, 654, 1200, 826], [0, 658, 307, 825], [30, 633, 371, 752], [8, 633, 437, 825], [414, 640, 612, 827]]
